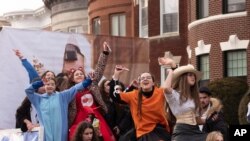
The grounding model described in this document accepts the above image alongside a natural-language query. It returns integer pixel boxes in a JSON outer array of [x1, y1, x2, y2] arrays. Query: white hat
[[172, 64, 202, 84]]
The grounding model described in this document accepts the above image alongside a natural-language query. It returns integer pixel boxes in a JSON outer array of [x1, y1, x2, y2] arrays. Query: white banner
[[0, 127, 43, 141], [0, 27, 93, 129]]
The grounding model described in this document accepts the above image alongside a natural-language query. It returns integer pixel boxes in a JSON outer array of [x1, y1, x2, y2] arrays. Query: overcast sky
[[0, 0, 44, 16]]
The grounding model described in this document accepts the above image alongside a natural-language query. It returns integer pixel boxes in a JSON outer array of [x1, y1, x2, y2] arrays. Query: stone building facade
[[44, 0, 89, 33], [1, 6, 51, 30]]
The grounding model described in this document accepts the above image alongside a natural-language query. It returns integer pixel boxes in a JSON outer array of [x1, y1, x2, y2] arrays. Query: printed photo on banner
[[0, 27, 93, 129]]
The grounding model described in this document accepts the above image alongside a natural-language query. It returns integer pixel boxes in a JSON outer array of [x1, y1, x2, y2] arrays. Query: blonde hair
[[206, 131, 223, 141]]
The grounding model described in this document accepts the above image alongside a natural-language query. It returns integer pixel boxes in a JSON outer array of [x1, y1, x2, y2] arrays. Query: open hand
[[158, 57, 176, 68]]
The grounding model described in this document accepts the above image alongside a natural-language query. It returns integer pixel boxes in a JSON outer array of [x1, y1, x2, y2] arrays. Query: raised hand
[[113, 65, 129, 80], [13, 49, 24, 59], [158, 57, 176, 68], [103, 41, 112, 53], [115, 65, 129, 72]]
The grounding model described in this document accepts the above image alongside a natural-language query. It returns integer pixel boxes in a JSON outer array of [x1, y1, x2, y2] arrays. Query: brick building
[[189, 0, 249, 86], [1, 0, 249, 85], [88, 0, 250, 86], [88, 0, 189, 84]]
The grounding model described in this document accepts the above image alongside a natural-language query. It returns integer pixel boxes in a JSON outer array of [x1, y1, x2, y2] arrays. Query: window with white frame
[[225, 50, 247, 77], [161, 0, 178, 34], [92, 17, 101, 35], [224, 0, 246, 13], [198, 54, 210, 80], [139, 0, 148, 37], [110, 14, 126, 36], [197, 0, 209, 19]]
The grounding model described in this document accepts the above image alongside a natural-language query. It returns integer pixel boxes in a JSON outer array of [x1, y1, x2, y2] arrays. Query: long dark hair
[[100, 79, 125, 103], [100, 79, 109, 94], [55, 72, 69, 91], [72, 121, 99, 141], [172, 72, 200, 111], [137, 72, 155, 119]]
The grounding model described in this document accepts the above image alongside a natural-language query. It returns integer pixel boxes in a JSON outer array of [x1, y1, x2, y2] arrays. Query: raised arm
[[60, 74, 92, 103], [158, 57, 176, 94], [25, 81, 44, 97], [93, 41, 111, 83], [13, 49, 40, 83], [109, 65, 129, 104]]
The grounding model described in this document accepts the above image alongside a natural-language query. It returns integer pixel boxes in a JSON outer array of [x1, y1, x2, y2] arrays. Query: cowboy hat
[[172, 64, 202, 84]]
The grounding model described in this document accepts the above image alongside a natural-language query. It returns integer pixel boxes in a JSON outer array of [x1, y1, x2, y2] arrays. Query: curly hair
[[72, 121, 99, 141]]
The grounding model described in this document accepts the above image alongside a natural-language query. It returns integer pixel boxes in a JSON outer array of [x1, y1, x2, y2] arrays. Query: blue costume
[[21, 59, 40, 82], [25, 78, 92, 141]]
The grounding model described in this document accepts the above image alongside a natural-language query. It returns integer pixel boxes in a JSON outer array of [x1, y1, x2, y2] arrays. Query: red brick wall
[[88, 0, 135, 37], [88, 0, 250, 86], [190, 0, 197, 22], [134, 5, 139, 37], [148, 0, 188, 83], [188, 0, 250, 84], [209, 0, 223, 16], [148, 0, 160, 36], [190, 0, 223, 22], [246, 0, 250, 85]]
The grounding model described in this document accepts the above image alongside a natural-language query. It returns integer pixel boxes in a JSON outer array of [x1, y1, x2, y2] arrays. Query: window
[[68, 26, 83, 33], [224, 0, 246, 13], [92, 17, 101, 35], [139, 0, 148, 37], [110, 14, 126, 36], [68, 27, 78, 33], [160, 66, 169, 85], [161, 0, 178, 34], [198, 55, 209, 80], [197, 0, 209, 19], [225, 50, 247, 77]]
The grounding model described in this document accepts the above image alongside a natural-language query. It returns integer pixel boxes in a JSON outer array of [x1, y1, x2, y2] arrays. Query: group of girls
[[14, 42, 223, 141]]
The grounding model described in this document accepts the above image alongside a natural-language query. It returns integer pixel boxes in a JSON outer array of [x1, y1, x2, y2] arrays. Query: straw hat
[[172, 64, 202, 84]]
